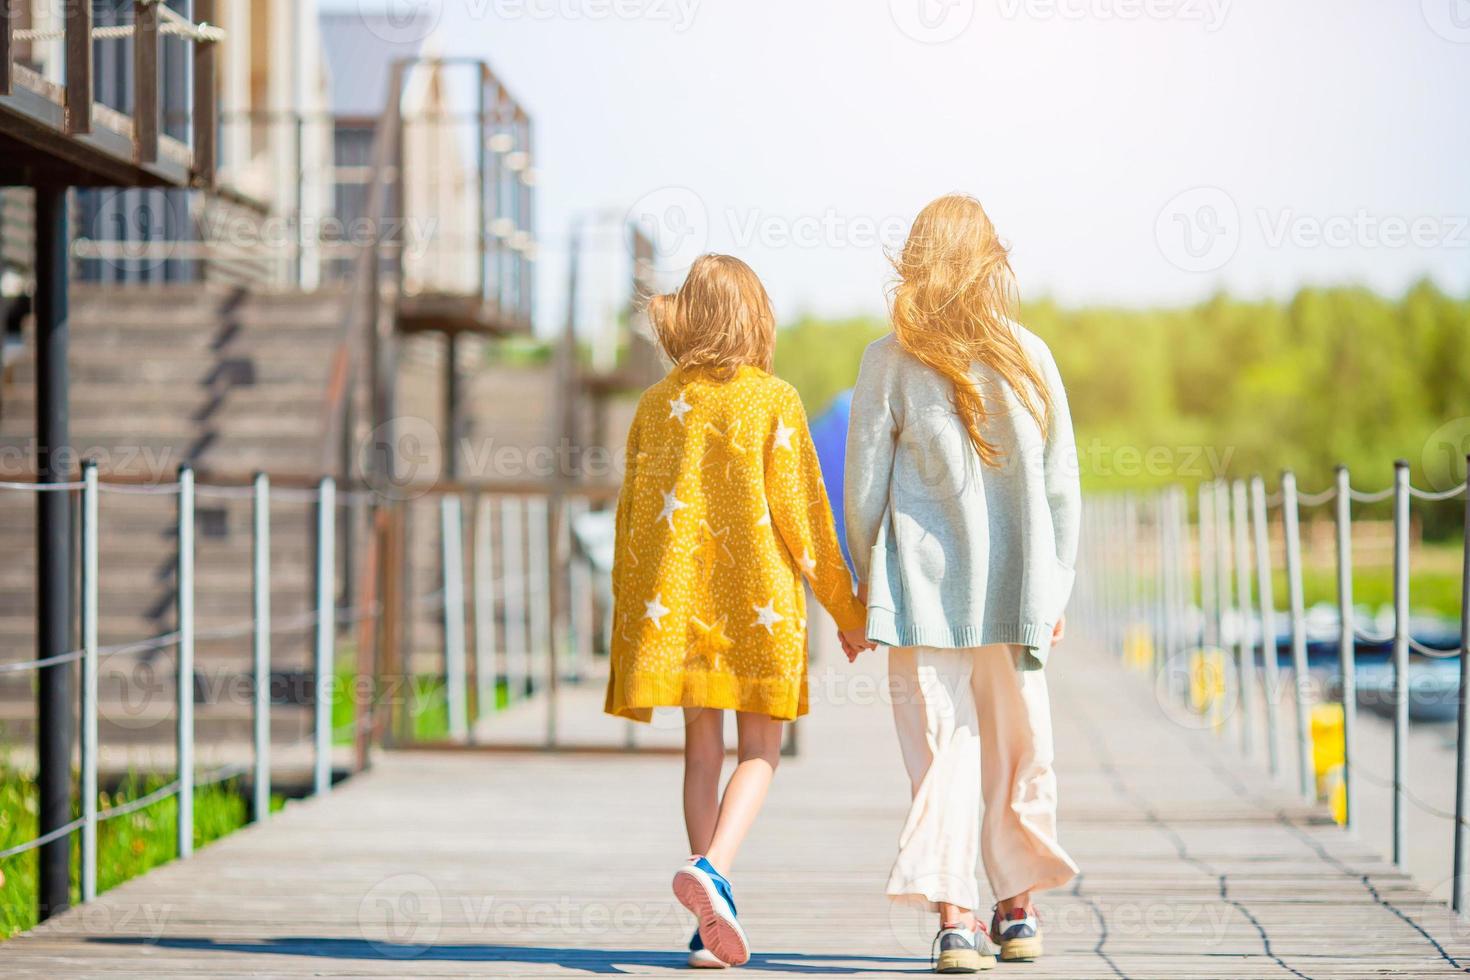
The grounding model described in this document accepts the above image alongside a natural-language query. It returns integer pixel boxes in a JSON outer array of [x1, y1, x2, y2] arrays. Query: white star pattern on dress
[[668, 391, 693, 425], [605, 368, 871, 724], [700, 421, 748, 479], [657, 488, 687, 530], [644, 594, 671, 629], [772, 417, 796, 451], [752, 598, 784, 634], [692, 521, 737, 576]]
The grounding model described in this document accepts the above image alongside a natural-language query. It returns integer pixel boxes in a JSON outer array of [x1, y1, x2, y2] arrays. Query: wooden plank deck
[[5, 643, 1469, 978]]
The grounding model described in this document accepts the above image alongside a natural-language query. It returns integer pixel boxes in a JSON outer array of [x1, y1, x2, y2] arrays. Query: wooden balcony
[[0, 1, 218, 190], [396, 290, 534, 339]]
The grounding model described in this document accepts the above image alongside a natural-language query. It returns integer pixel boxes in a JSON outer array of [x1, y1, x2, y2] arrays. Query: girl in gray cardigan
[[843, 194, 1080, 972]]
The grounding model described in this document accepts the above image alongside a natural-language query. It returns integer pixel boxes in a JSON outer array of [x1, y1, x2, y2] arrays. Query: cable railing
[[1076, 457, 1470, 914], [14, 6, 226, 44], [0, 463, 616, 914]]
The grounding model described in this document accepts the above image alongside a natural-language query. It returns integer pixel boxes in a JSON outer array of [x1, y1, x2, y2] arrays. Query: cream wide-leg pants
[[885, 644, 1078, 912]]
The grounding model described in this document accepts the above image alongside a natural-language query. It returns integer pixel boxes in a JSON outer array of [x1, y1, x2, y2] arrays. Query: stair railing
[[318, 61, 407, 488]]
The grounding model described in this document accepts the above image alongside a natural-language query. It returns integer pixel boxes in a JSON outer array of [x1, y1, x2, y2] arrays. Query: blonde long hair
[[647, 254, 776, 379], [889, 194, 1051, 466]]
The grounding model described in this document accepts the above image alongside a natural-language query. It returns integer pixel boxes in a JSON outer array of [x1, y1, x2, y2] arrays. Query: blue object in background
[[809, 389, 854, 570]]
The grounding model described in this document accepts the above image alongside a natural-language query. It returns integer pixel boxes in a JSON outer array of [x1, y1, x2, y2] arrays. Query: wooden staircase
[[0, 283, 638, 752], [0, 283, 352, 748]]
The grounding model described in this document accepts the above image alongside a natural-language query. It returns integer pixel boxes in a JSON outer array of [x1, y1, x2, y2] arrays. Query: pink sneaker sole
[[673, 866, 750, 967]]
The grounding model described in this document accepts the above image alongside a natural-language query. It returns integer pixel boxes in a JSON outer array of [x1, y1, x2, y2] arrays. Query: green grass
[[1283, 564, 1464, 620], [0, 770, 283, 941], [3, 657, 521, 941], [1119, 545, 1463, 622], [1263, 544, 1464, 620], [330, 662, 515, 746], [403, 673, 515, 742]]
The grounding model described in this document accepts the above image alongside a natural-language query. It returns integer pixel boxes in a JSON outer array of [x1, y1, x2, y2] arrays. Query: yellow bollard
[[1311, 703, 1346, 822], [1124, 625, 1154, 671], [1188, 648, 1226, 720]]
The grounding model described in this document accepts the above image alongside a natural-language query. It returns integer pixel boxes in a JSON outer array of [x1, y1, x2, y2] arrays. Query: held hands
[[840, 580, 877, 662], [838, 627, 875, 663]]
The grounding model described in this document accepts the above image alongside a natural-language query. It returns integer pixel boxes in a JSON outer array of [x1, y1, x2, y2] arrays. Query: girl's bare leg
[[938, 902, 977, 930], [683, 708, 725, 855], [997, 891, 1032, 916], [702, 711, 782, 872]]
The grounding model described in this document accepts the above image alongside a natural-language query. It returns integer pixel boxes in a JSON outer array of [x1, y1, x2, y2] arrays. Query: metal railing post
[[1391, 461, 1410, 866], [1214, 479, 1232, 644], [1176, 490, 1199, 714], [1173, 486, 1191, 683], [1091, 499, 1106, 649], [1334, 466, 1357, 833], [527, 495, 551, 686], [80, 460, 99, 901], [1109, 496, 1122, 655], [1454, 455, 1470, 912], [501, 496, 527, 700], [1174, 486, 1191, 674], [1099, 499, 1114, 655], [1231, 480, 1255, 757], [1158, 491, 1176, 675], [473, 493, 497, 718], [1153, 492, 1168, 672], [1251, 475, 1281, 777], [314, 476, 336, 796], [1281, 470, 1315, 799], [177, 465, 195, 858], [569, 497, 593, 681], [1213, 480, 1233, 736], [1199, 482, 1217, 652], [1123, 493, 1139, 653], [441, 494, 469, 740], [546, 494, 564, 748], [252, 473, 271, 823]]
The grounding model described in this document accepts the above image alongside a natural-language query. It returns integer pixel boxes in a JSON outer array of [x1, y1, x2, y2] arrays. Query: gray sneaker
[[990, 907, 1043, 962], [933, 923, 995, 973]]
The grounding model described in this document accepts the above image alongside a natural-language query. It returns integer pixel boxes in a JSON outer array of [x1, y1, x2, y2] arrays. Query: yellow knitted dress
[[604, 365, 866, 722]]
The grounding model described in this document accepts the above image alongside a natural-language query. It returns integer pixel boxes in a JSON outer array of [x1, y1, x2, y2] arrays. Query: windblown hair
[[889, 194, 1052, 466], [647, 254, 776, 380]]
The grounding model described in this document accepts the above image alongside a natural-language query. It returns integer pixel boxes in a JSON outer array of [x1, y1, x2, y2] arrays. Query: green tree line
[[774, 280, 1469, 537]]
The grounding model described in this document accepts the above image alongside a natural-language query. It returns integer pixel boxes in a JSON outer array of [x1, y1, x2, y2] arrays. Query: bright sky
[[335, 0, 1470, 330]]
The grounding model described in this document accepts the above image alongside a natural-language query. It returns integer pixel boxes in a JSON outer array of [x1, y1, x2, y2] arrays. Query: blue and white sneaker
[[933, 922, 995, 973], [687, 929, 726, 969], [989, 907, 1043, 962], [673, 856, 749, 966]]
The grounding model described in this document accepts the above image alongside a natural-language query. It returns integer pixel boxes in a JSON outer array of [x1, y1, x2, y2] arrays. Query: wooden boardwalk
[[6, 643, 1469, 978]]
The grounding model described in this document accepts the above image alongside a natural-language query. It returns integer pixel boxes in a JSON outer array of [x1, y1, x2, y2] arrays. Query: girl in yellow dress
[[604, 254, 868, 967]]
